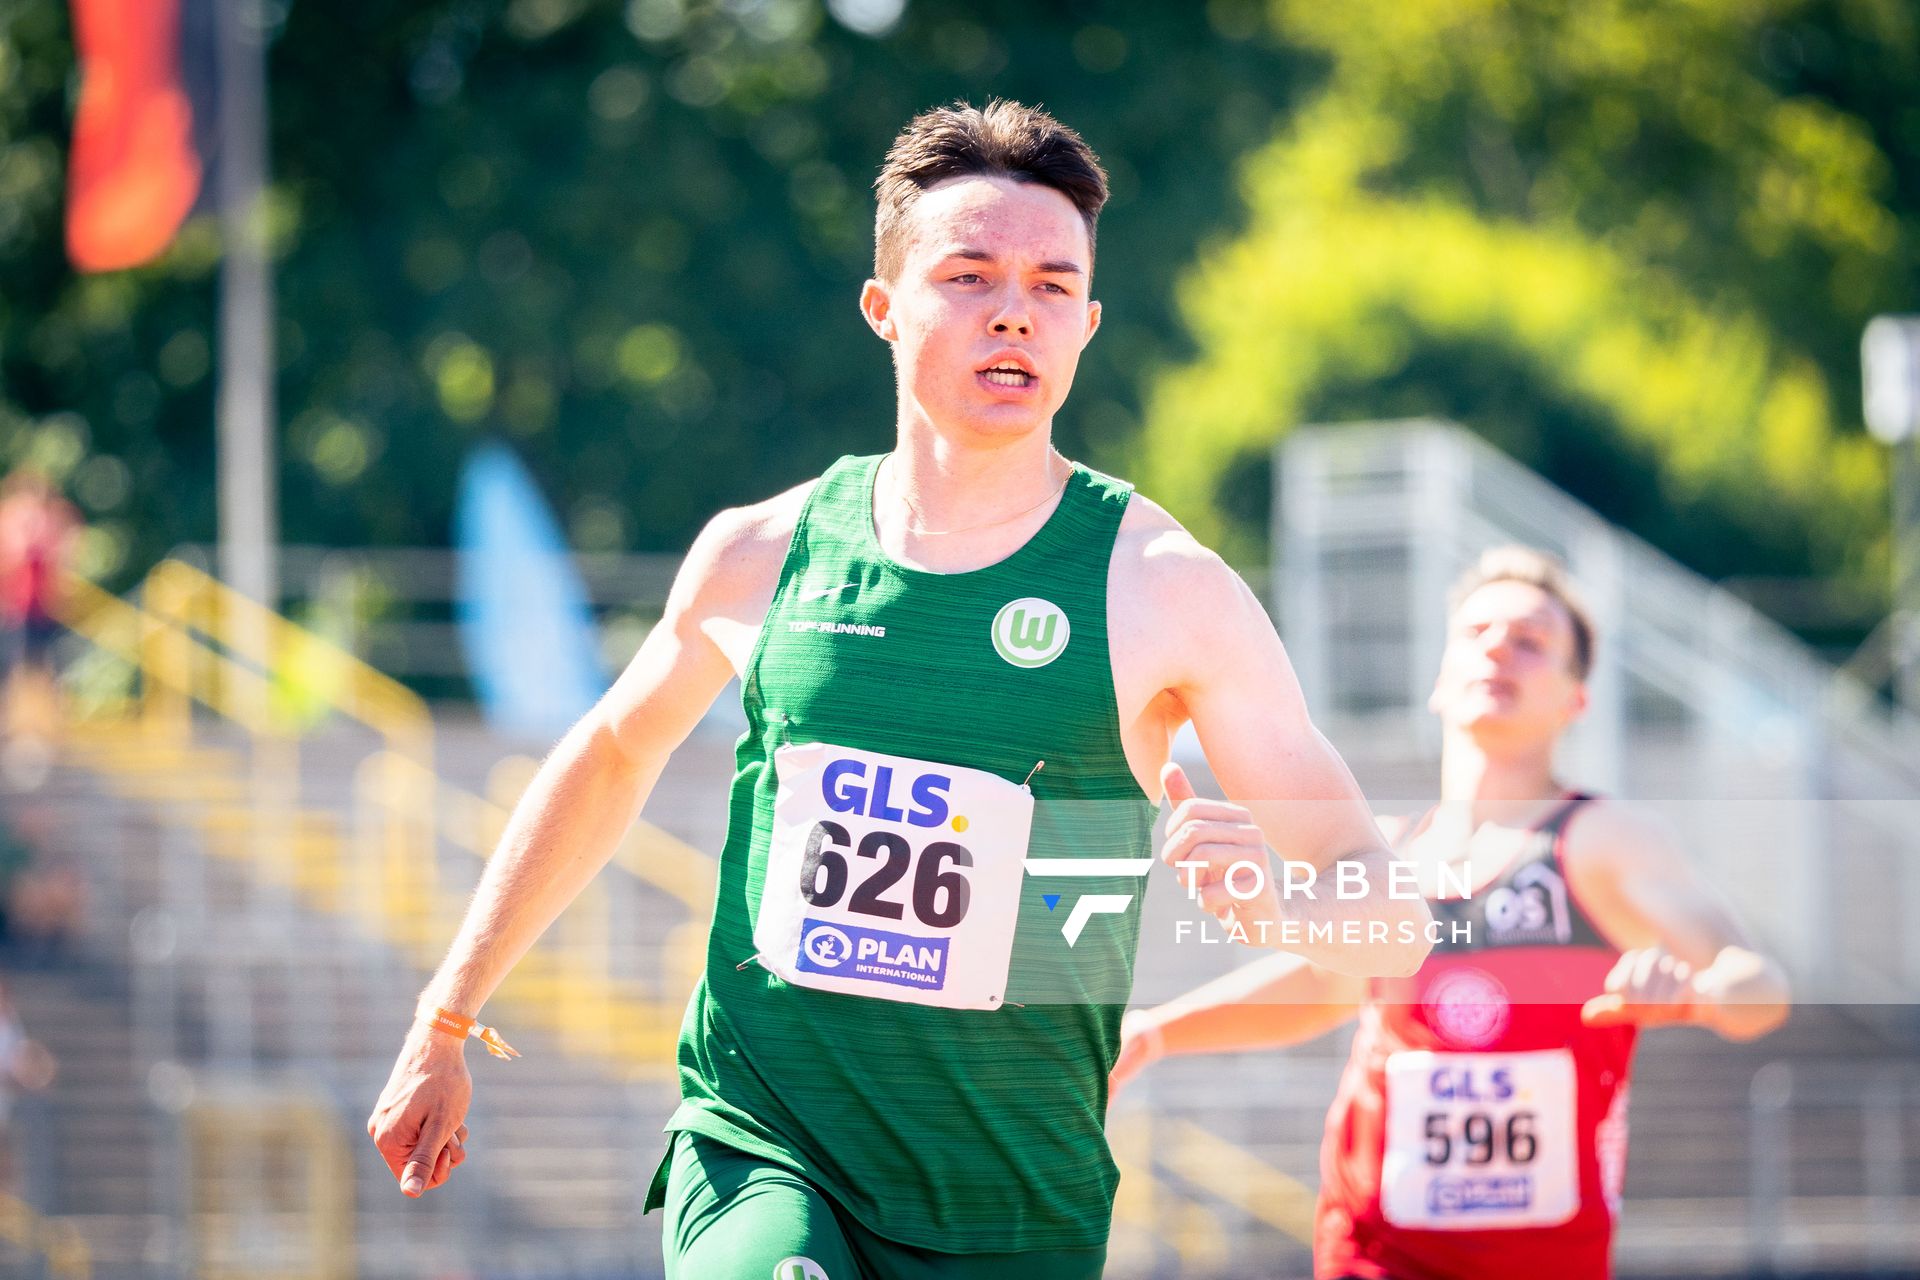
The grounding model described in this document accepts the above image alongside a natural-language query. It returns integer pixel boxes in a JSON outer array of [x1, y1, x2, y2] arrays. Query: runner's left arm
[[1566, 803, 1791, 1041], [1143, 532, 1433, 978]]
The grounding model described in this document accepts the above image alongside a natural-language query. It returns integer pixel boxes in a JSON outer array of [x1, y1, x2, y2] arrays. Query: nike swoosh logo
[[799, 583, 860, 602]]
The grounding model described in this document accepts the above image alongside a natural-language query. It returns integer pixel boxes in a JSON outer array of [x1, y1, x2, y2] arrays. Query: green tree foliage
[[0, 0, 1307, 585], [1136, 0, 1918, 588], [6, 0, 1914, 611]]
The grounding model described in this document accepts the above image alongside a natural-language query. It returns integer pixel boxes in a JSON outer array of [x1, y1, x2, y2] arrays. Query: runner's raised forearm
[[1567, 803, 1793, 1042], [1148, 541, 1433, 977], [1136, 952, 1363, 1058]]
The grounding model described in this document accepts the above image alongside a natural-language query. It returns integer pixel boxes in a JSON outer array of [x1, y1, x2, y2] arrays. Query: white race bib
[[1381, 1049, 1580, 1230], [753, 742, 1032, 1010]]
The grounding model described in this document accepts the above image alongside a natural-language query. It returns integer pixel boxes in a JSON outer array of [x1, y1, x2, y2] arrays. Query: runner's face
[[861, 175, 1100, 443], [1431, 581, 1587, 741]]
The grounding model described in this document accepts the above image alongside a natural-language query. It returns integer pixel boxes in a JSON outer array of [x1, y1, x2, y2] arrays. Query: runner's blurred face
[[1430, 580, 1588, 744], [860, 175, 1100, 444]]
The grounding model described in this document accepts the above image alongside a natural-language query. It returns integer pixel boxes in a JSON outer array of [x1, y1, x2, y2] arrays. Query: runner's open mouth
[[980, 364, 1036, 387]]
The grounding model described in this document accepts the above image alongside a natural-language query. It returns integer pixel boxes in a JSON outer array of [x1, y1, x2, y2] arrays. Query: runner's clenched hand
[[1580, 947, 1699, 1029], [368, 1026, 473, 1197], [1159, 763, 1283, 937]]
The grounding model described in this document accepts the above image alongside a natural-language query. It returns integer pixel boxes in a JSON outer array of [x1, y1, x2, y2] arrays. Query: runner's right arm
[[1563, 800, 1791, 1041], [417, 498, 787, 1026], [1110, 954, 1364, 1094], [367, 490, 799, 1198]]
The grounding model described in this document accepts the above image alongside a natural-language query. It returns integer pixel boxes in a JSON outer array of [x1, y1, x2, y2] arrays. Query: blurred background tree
[[0, 0, 1307, 579], [0, 0, 1916, 646], [1135, 0, 1918, 627]]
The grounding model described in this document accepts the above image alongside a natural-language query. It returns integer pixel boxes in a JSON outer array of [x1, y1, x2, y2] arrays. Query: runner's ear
[[859, 279, 897, 342]]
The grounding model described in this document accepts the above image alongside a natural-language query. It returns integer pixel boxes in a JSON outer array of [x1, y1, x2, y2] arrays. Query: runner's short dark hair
[[1448, 546, 1596, 680], [872, 99, 1108, 281]]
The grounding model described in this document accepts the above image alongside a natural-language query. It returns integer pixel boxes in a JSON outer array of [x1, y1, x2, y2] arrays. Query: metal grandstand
[[1275, 418, 1920, 1004]]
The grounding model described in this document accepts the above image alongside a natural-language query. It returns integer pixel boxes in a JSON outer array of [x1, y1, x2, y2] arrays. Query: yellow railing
[[141, 559, 432, 748], [355, 749, 702, 1067], [54, 561, 711, 1068], [142, 560, 441, 934], [0, 1193, 90, 1280], [185, 1096, 352, 1280], [1108, 1111, 1233, 1276], [57, 571, 436, 940], [1158, 1117, 1317, 1244]]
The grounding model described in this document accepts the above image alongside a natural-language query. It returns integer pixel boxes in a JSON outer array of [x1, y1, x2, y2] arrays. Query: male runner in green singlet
[[369, 100, 1436, 1278]]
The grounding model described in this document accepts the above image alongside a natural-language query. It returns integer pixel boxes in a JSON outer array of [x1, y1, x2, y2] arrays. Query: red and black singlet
[[1316, 793, 1637, 1280]]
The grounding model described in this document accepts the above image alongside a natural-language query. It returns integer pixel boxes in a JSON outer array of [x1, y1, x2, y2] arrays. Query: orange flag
[[65, 0, 204, 272]]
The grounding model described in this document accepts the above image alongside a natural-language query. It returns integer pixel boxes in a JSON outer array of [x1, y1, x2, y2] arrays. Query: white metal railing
[[1747, 1060, 1920, 1275], [1277, 419, 1920, 1001]]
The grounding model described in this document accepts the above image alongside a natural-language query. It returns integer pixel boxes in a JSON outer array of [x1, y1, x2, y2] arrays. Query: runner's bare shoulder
[[1557, 796, 1679, 872], [1111, 490, 1242, 598], [1109, 489, 1268, 659], [675, 480, 817, 622]]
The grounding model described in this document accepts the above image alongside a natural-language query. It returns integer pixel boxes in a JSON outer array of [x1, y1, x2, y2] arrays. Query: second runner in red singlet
[[1110, 547, 1790, 1280], [1317, 793, 1633, 1280]]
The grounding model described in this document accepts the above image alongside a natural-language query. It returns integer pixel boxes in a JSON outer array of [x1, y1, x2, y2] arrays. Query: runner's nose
[[989, 286, 1033, 337]]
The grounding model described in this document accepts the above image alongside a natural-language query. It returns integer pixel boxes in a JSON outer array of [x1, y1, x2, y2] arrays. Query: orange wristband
[[421, 1006, 520, 1060]]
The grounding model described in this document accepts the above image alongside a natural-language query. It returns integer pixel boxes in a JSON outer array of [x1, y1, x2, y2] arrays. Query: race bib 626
[[753, 742, 1032, 1010]]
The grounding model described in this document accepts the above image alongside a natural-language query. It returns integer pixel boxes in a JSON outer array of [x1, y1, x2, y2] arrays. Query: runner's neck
[[872, 432, 1069, 571], [1438, 729, 1567, 830]]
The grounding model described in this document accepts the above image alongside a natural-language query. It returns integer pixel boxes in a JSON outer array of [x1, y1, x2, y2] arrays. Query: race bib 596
[[1381, 1049, 1580, 1230]]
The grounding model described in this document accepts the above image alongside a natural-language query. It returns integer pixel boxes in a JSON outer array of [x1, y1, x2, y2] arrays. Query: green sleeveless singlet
[[650, 453, 1158, 1252]]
